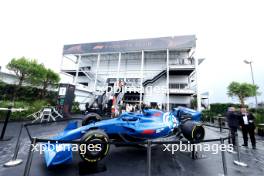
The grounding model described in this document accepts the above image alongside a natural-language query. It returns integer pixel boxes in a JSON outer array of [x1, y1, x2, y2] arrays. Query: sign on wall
[[63, 35, 196, 55]]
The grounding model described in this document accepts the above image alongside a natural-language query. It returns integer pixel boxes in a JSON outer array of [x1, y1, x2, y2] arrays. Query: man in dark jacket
[[226, 107, 240, 146], [239, 107, 256, 149]]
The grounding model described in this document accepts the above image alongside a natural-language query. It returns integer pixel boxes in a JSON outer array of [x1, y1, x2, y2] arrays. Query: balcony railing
[[169, 83, 196, 94], [169, 58, 194, 65], [169, 83, 188, 89]]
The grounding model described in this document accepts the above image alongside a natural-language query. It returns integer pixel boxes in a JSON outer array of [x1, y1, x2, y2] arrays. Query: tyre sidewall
[[79, 130, 109, 163]]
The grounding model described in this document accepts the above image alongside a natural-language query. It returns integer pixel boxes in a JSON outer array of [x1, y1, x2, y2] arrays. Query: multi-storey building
[[60, 35, 198, 111]]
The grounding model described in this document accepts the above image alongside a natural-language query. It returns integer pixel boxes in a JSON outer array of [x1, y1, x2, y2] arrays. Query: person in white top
[[242, 114, 249, 125], [239, 107, 256, 149]]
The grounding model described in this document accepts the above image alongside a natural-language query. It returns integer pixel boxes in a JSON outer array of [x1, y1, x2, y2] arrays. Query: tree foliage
[[29, 62, 46, 85], [6, 57, 35, 86], [6, 57, 60, 99], [227, 81, 259, 107], [41, 68, 60, 97], [190, 97, 197, 109]]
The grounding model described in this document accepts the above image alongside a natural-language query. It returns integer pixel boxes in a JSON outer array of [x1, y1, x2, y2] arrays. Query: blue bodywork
[[44, 107, 201, 167]]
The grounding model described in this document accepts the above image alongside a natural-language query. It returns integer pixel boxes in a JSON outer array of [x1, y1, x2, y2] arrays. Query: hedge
[[0, 81, 57, 121], [0, 81, 57, 103], [72, 101, 81, 114], [202, 104, 264, 126], [255, 113, 264, 125], [210, 103, 242, 116], [201, 110, 217, 122], [252, 108, 264, 125]]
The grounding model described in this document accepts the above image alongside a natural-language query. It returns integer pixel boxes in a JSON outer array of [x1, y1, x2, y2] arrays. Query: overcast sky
[[0, 0, 263, 104]]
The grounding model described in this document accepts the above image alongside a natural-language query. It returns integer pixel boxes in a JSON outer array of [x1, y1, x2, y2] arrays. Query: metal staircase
[[143, 70, 166, 86], [79, 67, 104, 85]]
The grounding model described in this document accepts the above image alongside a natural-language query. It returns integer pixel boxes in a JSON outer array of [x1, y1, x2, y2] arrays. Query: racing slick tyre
[[82, 113, 102, 126], [181, 120, 205, 141], [79, 130, 110, 163]]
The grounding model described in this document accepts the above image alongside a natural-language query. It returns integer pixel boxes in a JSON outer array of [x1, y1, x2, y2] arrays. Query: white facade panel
[[169, 96, 191, 105], [169, 75, 188, 83], [143, 76, 167, 105]]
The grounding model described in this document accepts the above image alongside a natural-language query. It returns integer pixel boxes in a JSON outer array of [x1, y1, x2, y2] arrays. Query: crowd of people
[[226, 107, 256, 149]]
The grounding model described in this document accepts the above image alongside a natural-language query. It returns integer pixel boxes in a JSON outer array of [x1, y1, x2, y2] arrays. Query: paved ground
[[1, 120, 264, 176]]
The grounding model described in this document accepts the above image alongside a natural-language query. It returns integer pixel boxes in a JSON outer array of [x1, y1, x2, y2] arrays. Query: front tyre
[[79, 130, 110, 163]]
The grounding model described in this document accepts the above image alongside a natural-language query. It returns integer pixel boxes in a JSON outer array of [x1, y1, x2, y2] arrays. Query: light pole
[[244, 60, 258, 107]]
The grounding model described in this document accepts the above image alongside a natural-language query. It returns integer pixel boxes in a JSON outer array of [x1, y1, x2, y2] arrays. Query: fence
[[21, 118, 230, 176], [2, 117, 248, 176], [0, 107, 27, 141]]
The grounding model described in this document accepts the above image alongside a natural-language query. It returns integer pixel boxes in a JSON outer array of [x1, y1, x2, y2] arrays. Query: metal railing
[[2, 117, 249, 176], [21, 118, 231, 176], [169, 83, 188, 89], [0, 107, 27, 141]]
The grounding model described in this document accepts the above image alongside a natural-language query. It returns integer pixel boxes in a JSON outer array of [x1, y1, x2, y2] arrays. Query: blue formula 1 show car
[[44, 107, 205, 167]]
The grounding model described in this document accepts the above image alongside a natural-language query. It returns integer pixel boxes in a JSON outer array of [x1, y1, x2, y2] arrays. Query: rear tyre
[[181, 120, 205, 141], [79, 130, 110, 163], [82, 113, 102, 126]]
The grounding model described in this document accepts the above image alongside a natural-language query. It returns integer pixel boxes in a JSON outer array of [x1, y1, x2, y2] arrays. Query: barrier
[[233, 132, 248, 167], [218, 117, 225, 133], [23, 137, 37, 176], [0, 107, 27, 112], [146, 140, 151, 176], [3, 117, 83, 168], [3, 124, 24, 167], [203, 123, 230, 131], [22, 136, 230, 176], [220, 138, 227, 175], [20, 119, 231, 176], [0, 106, 12, 141], [205, 122, 248, 168], [0, 106, 27, 141]]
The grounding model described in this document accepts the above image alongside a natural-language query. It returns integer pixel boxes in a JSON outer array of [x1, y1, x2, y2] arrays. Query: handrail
[[143, 70, 166, 86]]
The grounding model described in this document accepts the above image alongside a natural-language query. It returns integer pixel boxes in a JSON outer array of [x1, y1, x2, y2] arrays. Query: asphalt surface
[[1, 120, 264, 176]]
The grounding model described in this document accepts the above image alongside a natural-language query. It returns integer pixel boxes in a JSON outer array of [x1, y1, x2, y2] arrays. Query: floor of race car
[[1, 121, 264, 176]]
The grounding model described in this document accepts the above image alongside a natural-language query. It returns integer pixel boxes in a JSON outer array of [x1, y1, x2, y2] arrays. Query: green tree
[[190, 97, 197, 109], [7, 57, 60, 99], [7, 57, 34, 86], [7, 57, 38, 103], [227, 81, 259, 107], [28, 61, 47, 86], [41, 68, 60, 97]]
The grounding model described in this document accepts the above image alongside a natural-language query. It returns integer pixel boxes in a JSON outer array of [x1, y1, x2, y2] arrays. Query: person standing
[[239, 107, 256, 149], [225, 107, 240, 146]]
